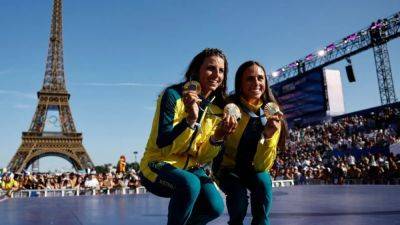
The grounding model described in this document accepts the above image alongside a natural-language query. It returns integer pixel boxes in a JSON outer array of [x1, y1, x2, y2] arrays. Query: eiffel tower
[[8, 0, 94, 173]]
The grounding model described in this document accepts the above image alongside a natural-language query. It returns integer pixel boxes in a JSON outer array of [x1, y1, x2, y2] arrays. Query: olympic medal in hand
[[183, 81, 201, 95], [215, 108, 239, 139], [264, 102, 283, 119], [224, 103, 241, 121]]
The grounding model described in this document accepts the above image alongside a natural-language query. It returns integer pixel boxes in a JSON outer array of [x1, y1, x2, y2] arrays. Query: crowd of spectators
[[2, 106, 400, 198], [0, 168, 141, 197], [270, 106, 400, 184]]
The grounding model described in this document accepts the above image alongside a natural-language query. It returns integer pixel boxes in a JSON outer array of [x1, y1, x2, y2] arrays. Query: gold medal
[[183, 81, 201, 95], [264, 102, 283, 118]]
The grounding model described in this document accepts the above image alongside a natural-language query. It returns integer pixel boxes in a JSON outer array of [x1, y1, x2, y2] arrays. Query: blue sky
[[0, 0, 399, 170]]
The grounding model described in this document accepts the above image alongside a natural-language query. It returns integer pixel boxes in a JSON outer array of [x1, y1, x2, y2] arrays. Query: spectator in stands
[[128, 169, 141, 189], [46, 176, 56, 189], [347, 162, 362, 180], [97, 173, 105, 189], [76, 175, 85, 189], [368, 158, 384, 184], [69, 173, 78, 188], [284, 168, 294, 180], [21, 173, 34, 189], [304, 167, 314, 182], [115, 173, 127, 190], [313, 166, 324, 181], [388, 154, 400, 184], [102, 173, 115, 193], [331, 163, 345, 184], [60, 173, 71, 189], [84, 172, 100, 190], [347, 154, 356, 166], [37, 174, 46, 189], [275, 169, 285, 181], [15, 174, 24, 189], [292, 167, 302, 184]]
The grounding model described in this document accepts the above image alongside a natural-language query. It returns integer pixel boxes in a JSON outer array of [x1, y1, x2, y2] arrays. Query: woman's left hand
[[263, 114, 282, 139]]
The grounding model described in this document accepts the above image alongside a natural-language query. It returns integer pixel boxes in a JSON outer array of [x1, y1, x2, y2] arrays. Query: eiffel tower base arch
[[8, 132, 93, 173]]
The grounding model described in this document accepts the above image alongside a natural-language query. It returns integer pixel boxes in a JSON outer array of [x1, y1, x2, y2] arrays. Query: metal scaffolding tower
[[270, 11, 400, 105]]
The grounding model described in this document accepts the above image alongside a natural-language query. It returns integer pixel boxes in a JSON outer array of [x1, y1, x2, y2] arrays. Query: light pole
[[133, 151, 138, 163]]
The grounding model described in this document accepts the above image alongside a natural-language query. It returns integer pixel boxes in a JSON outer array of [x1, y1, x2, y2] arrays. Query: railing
[[0, 186, 147, 199], [293, 178, 400, 185], [4, 179, 399, 199], [272, 180, 295, 187], [1, 181, 294, 199], [344, 178, 400, 185], [300, 179, 328, 185]]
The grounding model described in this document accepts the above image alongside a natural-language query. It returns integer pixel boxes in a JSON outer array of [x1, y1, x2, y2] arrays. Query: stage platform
[[1, 185, 399, 225]]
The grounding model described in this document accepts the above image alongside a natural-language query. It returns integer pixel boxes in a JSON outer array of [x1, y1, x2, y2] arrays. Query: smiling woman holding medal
[[139, 48, 238, 225], [213, 60, 288, 225]]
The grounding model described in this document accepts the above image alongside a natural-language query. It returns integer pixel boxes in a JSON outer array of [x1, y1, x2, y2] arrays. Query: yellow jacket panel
[[218, 98, 280, 174], [140, 83, 223, 182]]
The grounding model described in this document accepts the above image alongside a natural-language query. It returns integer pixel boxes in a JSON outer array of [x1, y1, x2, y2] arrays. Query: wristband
[[210, 135, 224, 146], [186, 118, 200, 130]]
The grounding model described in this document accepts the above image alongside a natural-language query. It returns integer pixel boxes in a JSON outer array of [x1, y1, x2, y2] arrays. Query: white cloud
[[72, 82, 167, 88], [0, 69, 12, 75], [13, 104, 33, 109], [0, 90, 36, 99]]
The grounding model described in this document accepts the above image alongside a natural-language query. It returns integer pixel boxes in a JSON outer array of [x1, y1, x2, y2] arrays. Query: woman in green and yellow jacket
[[139, 48, 237, 225], [214, 61, 288, 225]]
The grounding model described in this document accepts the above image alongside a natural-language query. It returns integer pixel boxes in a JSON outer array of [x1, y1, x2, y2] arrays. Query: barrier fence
[[0, 187, 147, 198], [272, 179, 295, 187], [1, 180, 295, 199]]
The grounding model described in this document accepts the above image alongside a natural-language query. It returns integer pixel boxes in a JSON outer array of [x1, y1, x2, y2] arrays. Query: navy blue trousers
[[219, 171, 273, 225], [140, 162, 224, 225]]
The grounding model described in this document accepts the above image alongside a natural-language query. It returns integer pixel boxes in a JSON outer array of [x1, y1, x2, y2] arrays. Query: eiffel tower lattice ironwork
[[8, 0, 94, 173]]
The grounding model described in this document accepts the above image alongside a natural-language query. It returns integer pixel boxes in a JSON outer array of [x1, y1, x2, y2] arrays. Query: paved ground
[[1, 185, 400, 225]]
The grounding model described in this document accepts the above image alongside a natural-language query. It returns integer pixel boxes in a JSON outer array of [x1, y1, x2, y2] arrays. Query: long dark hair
[[184, 48, 228, 108], [233, 60, 288, 151]]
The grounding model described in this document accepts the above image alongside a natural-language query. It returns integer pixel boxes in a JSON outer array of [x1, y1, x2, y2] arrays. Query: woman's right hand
[[213, 114, 238, 141], [263, 114, 282, 139], [182, 90, 202, 126]]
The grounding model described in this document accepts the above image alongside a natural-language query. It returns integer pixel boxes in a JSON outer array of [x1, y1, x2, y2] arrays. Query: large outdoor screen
[[271, 69, 328, 127]]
